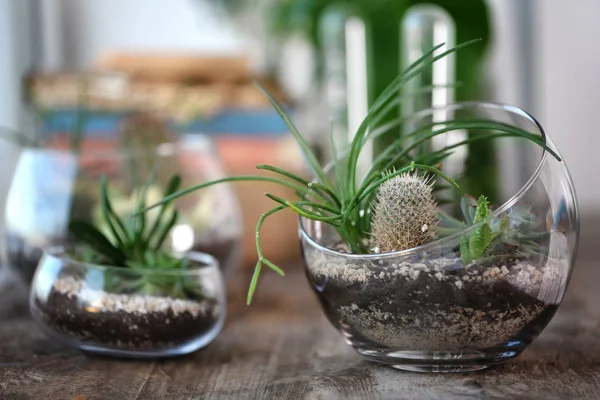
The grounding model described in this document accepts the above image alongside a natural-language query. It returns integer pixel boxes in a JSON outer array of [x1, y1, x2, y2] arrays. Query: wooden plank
[[1, 246, 600, 399]]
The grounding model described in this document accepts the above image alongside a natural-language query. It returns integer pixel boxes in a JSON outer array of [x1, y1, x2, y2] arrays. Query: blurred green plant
[[69, 174, 208, 300]]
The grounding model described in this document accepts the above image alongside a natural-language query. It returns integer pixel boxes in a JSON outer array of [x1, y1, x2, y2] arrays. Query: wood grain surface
[[0, 236, 599, 399]]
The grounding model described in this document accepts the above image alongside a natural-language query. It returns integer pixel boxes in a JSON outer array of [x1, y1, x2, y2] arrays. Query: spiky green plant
[[458, 195, 499, 264], [438, 194, 549, 265], [370, 173, 438, 252], [68, 174, 208, 300], [140, 40, 560, 305]]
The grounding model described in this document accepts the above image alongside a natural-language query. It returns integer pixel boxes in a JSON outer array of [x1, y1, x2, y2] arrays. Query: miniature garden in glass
[[26, 40, 578, 372]]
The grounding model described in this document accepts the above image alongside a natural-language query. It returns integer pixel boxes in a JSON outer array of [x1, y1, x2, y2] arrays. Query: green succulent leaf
[[459, 195, 494, 265], [473, 195, 489, 224], [68, 220, 127, 266], [460, 235, 472, 265], [469, 223, 492, 260]]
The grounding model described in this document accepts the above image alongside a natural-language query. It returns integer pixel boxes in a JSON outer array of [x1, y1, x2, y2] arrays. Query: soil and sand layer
[[305, 239, 569, 351], [33, 276, 220, 350]]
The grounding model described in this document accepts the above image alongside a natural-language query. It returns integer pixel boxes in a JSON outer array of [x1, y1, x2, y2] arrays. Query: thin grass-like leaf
[[254, 82, 331, 188], [329, 120, 345, 206], [133, 167, 157, 245], [262, 259, 285, 276], [247, 259, 263, 305], [146, 174, 181, 247], [346, 40, 482, 192], [68, 220, 126, 265], [420, 130, 560, 166], [153, 210, 179, 250], [379, 122, 559, 174], [139, 175, 317, 214], [256, 164, 339, 206], [100, 175, 129, 246], [264, 193, 342, 224], [247, 205, 287, 305]]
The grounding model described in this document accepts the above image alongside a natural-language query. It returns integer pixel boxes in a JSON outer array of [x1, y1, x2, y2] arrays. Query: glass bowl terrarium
[[137, 41, 579, 372], [29, 170, 227, 358], [300, 104, 578, 372], [30, 247, 225, 358], [4, 130, 242, 284]]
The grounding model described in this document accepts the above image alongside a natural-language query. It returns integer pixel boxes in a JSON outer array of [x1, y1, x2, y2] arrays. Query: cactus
[[371, 173, 439, 252]]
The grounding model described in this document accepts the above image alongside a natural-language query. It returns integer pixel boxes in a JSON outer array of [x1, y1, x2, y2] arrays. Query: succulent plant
[[69, 174, 209, 300], [438, 195, 549, 265], [458, 196, 505, 265], [371, 173, 438, 252]]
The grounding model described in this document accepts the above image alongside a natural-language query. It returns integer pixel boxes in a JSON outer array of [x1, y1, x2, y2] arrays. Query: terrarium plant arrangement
[[142, 40, 579, 372], [29, 174, 226, 358]]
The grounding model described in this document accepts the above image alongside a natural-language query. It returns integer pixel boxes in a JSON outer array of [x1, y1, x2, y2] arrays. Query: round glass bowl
[[3, 134, 243, 284], [300, 102, 579, 372], [30, 248, 226, 358]]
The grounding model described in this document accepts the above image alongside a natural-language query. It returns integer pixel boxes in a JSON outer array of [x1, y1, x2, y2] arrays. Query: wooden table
[[0, 239, 599, 400]]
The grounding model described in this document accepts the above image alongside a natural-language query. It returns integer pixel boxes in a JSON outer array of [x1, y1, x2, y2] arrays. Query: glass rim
[[299, 101, 572, 259], [42, 246, 220, 275]]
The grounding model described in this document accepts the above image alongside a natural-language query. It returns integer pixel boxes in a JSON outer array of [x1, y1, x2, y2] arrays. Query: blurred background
[[0, 0, 596, 281]]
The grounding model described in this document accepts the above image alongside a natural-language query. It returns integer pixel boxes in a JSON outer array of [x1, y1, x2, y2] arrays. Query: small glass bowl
[[300, 102, 579, 372], [29, 247, 226, 358]]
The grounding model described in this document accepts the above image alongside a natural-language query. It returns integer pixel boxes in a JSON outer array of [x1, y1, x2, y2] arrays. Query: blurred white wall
[[536, 0, 600, 214], [55, 0, 242, 69], [0, 0, 34, 217]]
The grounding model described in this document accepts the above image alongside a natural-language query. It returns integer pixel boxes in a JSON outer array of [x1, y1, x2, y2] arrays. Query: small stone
[[455, 281, 464, 289]]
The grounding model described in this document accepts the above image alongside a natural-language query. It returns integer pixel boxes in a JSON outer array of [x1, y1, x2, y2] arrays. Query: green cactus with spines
[[370, 173, 439, 252]]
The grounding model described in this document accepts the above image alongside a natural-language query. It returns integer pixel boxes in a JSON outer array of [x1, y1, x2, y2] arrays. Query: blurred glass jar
[[3, 133, 243, 284], [300, 102, 579, 372], [30, 247, 226, 358]]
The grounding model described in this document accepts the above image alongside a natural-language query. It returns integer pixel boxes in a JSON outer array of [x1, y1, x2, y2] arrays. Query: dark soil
[[33, 289, 218, 350], [306, 250, 564, 350]]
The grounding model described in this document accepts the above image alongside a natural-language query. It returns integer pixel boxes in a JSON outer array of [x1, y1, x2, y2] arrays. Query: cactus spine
[[371, 173, 439, 252]]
